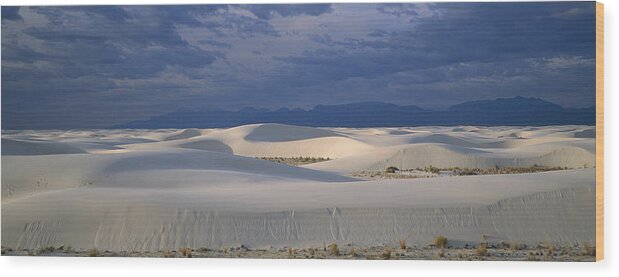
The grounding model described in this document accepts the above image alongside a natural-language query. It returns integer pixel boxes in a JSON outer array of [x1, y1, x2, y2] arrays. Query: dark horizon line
[[1, 96, 596, 131], [171, 96, 595, 114]]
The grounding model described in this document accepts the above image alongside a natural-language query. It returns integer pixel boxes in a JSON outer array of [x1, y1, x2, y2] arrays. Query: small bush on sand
[[88, 248, 100, 257], [425, 165, 441, 174], [527, 252, 540, 261], [382, 248, 392, 260], [509, 241, 523, 251], [584, 243, 596, 256], [399, 239, 407, 250], [434, 235, 448, 248], [179, 247, 192, 258], [476, 243, 487, 257], [330, 243, 340, 256], [37, 246, 56, 255]]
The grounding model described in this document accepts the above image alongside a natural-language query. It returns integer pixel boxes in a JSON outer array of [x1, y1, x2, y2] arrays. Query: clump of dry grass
[[421, 165, 441, 174], [543, 242, 556, 257], [509, 241, 523, 251], [399, 239, 407, 250], [436, 249, 445, 258], [37, 246, 56, 255], [179, 247, 192, 258], [349, 247, 357, 257], [527, 251, 540, 261], [475, 243, 487, 257], [330, 243, 340, 256], [434, 235, 448, 249], [381, 248, 392, 260], [584, 243, 596, 256], [88, 248, 100, 257]]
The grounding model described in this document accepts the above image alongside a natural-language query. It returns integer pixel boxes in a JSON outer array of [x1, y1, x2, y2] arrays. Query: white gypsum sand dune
[[1, 124, 595, 252]]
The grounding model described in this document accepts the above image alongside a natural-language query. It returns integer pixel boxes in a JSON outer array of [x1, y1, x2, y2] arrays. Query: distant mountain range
[[115, 96, 595, 128]]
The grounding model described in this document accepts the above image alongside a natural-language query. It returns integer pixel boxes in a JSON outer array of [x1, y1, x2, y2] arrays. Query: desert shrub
[[584, 243, 596, 256], [527, 251, 540, 261], [424, 165, 441, 174], [476, 243, 487, 257], [330, 243, 340, 256], [399, 239, 407, 250], [88, 248, 100, 257], [287, 247, 294, 257], [509, 242, 523, 251], [382, 248, 392, 260], [349, 247, 357, 257], [543, 243, 556, 257], [179, 247, 192, 258], [434, 235, 448, 248], [385, 166, 399, 173], [37, 246, 56, 255]]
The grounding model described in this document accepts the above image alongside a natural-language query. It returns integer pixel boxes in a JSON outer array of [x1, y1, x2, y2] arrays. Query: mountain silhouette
[[115, 97, 594, 128]]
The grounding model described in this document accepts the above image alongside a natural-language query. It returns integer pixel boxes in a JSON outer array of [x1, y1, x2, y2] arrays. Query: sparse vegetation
[[353, 164, 570, 180], [399, 239, 407, 250], [256, 156, 331, 166], [527, 251, 540, 261], [381, 248, 392, 260], [385, 166, 399, 173], [179, 247, 192, 258], [434, 235, 448, 249], [37, 246, 56, 255], [88, 248, 100, 257], [1, 244, 596, 261], [349, 247, 357, 257], [330, 243, 340, 256], [584, 243, 596, 256], [476, 243, 487, 257], [450, 164, 568, 176], [509, 242, 523, 251], [423, 165, 441, 174]]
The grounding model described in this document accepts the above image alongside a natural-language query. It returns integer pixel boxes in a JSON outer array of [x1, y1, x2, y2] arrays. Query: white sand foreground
[[1, 124, 595, 252]]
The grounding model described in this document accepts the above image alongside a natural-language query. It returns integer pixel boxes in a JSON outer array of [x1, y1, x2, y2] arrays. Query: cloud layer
[[1, 3, 596, 129]]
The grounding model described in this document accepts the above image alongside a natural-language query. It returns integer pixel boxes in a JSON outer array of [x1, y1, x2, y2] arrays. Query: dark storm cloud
[[1, 6, 22, 21], [243, 4, 332, 19], [282, 2, 594, 85], [1, 3, 596, 129]]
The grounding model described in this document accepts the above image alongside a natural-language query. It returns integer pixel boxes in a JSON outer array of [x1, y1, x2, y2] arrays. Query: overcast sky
[[1, 2, 596, 129]]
